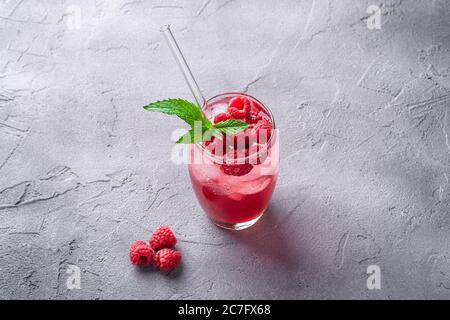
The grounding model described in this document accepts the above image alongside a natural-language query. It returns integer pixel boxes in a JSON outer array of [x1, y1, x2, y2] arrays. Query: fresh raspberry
[[220, 163, 253, 176], [129, 240, 154, 267], [247, 110, 263, 123], [228, 96, 245, 110], [228, 97, 250, 119], [154, 248, 182, 272], [213, 112, 231, 124], [150, 226, 177, 250], [228, 107, 245, 119]]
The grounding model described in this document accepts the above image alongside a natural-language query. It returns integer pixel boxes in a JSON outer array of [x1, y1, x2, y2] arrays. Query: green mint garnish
[[213, 119, 249, 135], [143, 99, 248, 144], [143, 98, 211, 128]]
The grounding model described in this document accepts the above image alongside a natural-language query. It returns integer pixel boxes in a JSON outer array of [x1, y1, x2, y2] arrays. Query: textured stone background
[[0, 0, 449, 299]]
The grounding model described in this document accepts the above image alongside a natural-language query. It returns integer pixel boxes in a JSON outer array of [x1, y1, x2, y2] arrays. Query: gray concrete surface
[[0, 0, 449, 299]]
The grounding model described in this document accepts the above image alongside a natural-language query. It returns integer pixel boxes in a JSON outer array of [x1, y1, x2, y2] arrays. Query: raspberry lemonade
[[188, 93, 278, 230], [143, 26, 278, 230]]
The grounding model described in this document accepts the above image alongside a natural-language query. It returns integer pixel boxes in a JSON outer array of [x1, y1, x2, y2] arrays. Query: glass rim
[[194, 92, 276, 163]]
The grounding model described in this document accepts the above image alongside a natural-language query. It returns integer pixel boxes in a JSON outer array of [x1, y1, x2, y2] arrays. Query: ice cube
[[203, 182, 232, 198], [233, 175, 273, 195], [228, 192, 245, 201]]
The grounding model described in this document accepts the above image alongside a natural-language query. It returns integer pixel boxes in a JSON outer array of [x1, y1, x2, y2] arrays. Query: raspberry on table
[[150, 225, 177, 250], [154, 248, 182, 272], [129, 240, 154, 267]]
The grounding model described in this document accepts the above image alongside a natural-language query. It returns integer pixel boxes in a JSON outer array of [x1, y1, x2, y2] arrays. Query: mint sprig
[[143, 99, 248, 144], [143, 98, 211, 128], [213, 119, 248, 135]]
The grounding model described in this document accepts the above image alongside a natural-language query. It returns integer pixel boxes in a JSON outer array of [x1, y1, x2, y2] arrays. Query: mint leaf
[[214, 119, 248, 135], [176, 129, 201, 144], [176, 127, 206, 144], [176, 128, 222, 144], [143, 98, 249, 144], [143, 99, 212, 128]]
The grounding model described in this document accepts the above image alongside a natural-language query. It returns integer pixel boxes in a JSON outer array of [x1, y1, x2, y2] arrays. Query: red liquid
[[188, 93, 279, 229], [189, 171, 277, 224]]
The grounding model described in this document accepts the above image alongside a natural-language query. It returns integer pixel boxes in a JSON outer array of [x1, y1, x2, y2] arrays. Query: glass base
[[211, 214, 263, 231]]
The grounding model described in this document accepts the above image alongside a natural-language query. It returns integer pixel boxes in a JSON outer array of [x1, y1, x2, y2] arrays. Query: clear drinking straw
[[160, 25, 206, 107]]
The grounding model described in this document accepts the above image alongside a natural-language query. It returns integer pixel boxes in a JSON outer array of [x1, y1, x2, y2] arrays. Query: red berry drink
[[188, 93, 279, 230]]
